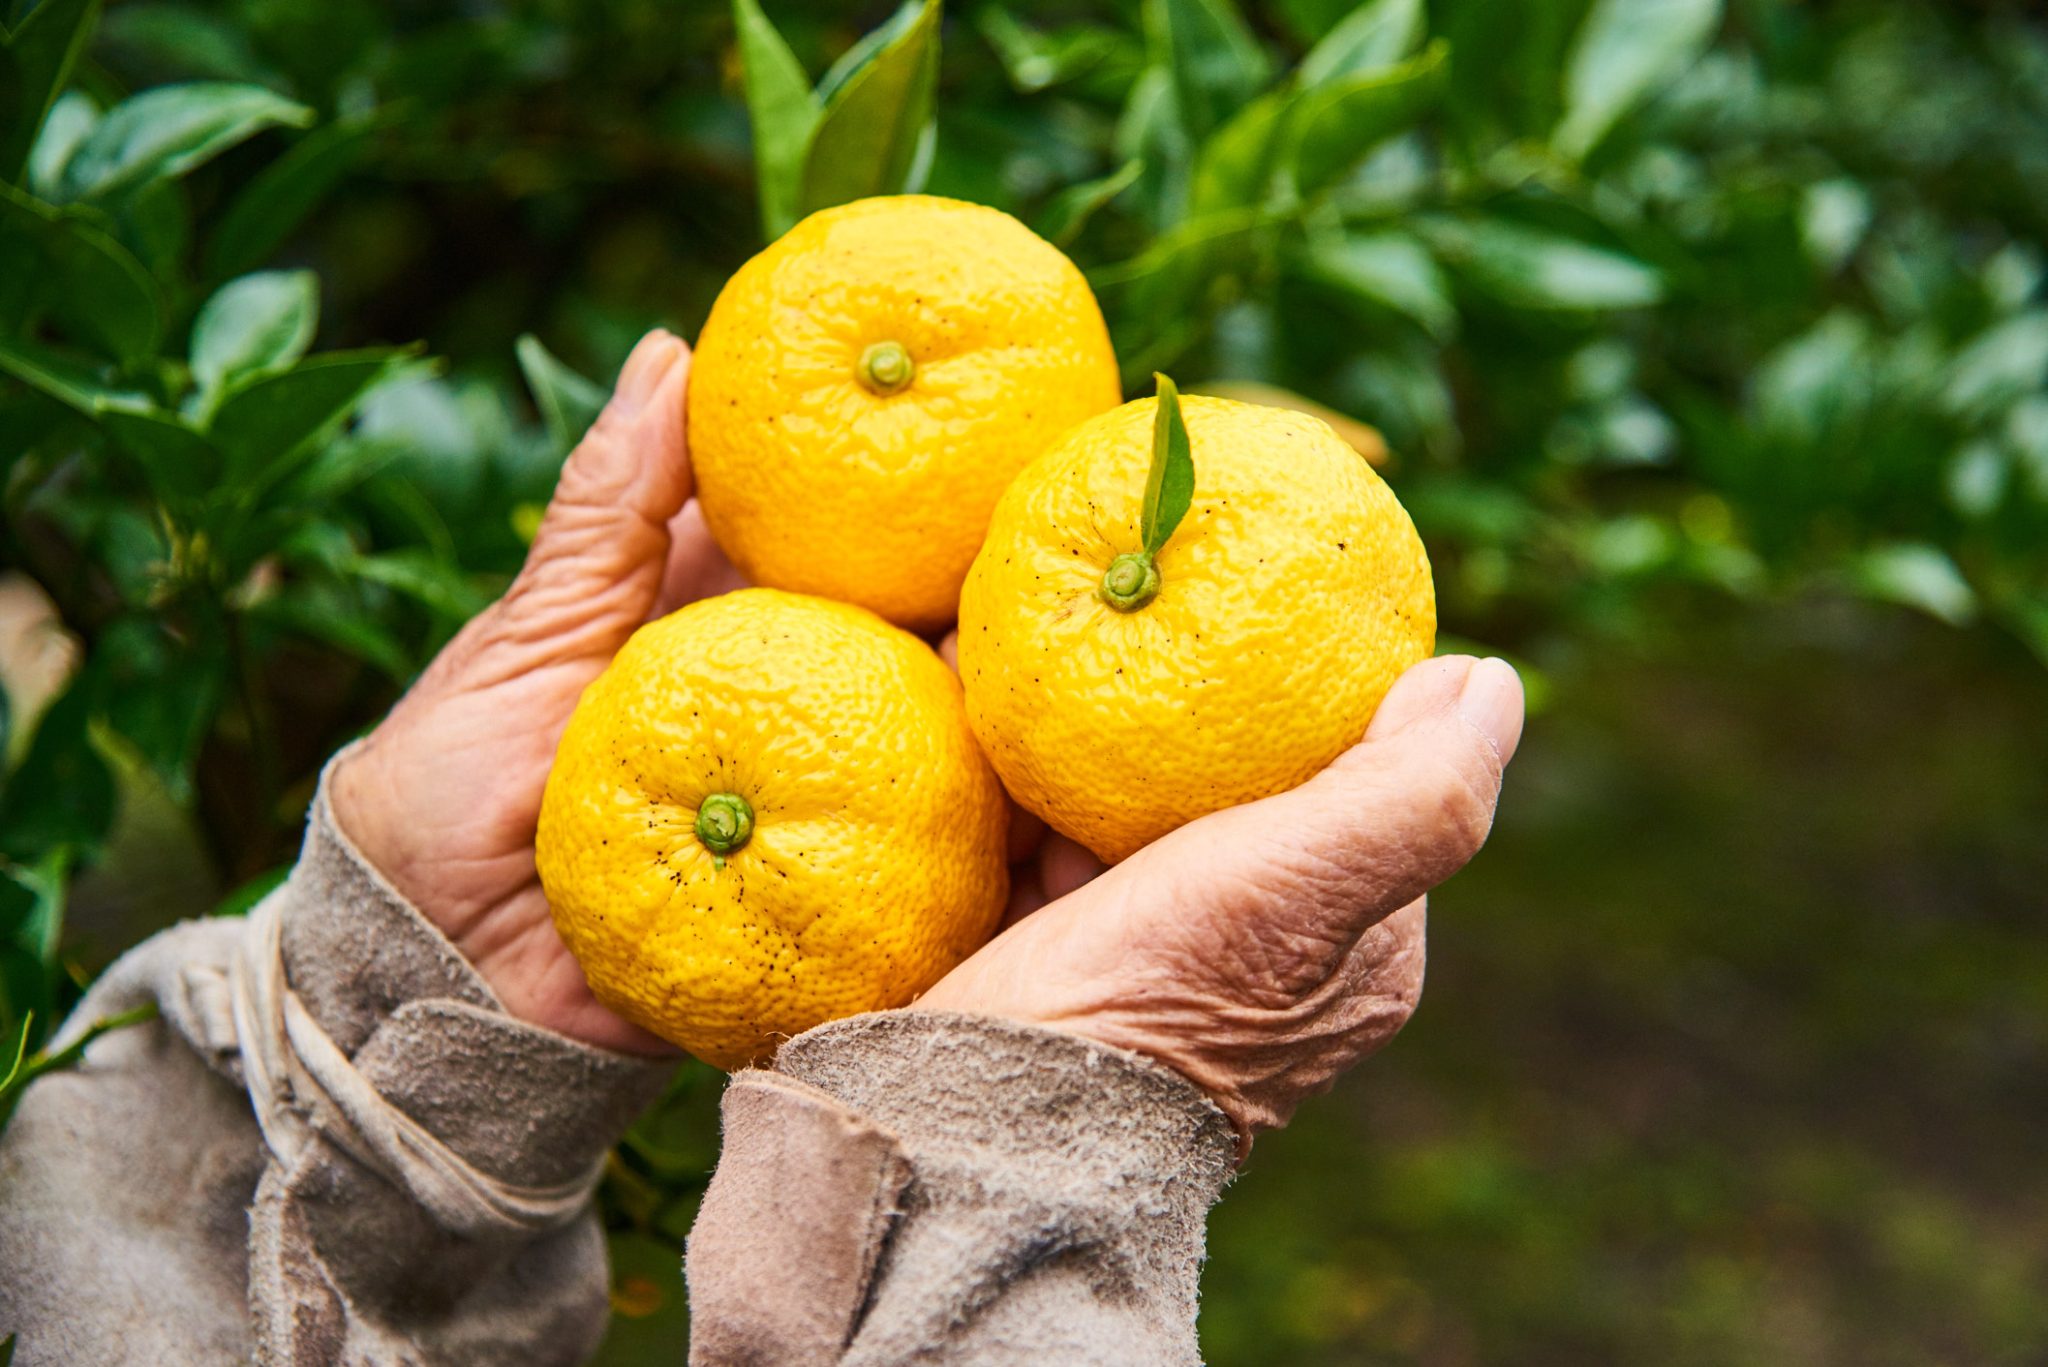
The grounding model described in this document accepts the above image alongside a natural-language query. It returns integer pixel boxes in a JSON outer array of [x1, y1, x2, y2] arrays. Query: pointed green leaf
[[516, 333, 608, 457], [190, 270, 318, 405], [0, 334, 131, 412], [97, 399, 217, 500], [733, 0, 819, 240], [347, 549, 488, 621], [203, 113, 376, 280], [0, 682, 113, 862], [0, 182, 162, 361], [209, 347, 417, 486], [92, 616, 224, 800], [1189, 87, 1293, 216], [246, 583, 413, 681], [1291, 39, 1446, 196], [1554, 0, 1723, 159], [0, 0, 100, 179], [1143, 373, 1194, 557], [1144, 0, 1272, 142], [1035, 158, 1143, 247], [25, 88, 96, 198], [798, 0, 940, 216], [1296, 230, 1456, 339], [1424, 217, 1663, 311], [976, 9, 1123, 93], [1300, 0, 1424, 87], [0, 1022, 28, 1096], [815, 0, 920, 101], [58, 81, 313, 202]]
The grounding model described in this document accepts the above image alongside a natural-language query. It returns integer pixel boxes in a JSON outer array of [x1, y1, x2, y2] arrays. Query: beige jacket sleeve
[[686, 1012, 1238, 1366], [1, 764, 1238, 1366], [0, 768, 674, 1365]]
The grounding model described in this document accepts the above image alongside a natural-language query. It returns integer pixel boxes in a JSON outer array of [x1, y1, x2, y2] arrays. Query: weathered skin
[[332, 326, 1525, 1158], [687, 194, 1122, 631], [537, 590, 1009, 1069], [959, 394, 1437, 864]]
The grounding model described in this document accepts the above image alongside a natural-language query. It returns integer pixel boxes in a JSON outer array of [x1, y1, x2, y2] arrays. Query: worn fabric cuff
[[687, 1010, 1235, 1366], [121, 749, 679, 1363]]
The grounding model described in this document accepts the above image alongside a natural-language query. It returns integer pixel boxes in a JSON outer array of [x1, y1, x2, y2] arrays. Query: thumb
[[1135, 655, 1523, 938], [506, 329, 693, 646]]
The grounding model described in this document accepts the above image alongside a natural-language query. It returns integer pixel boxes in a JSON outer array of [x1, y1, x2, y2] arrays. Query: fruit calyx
[[857, 340, 915, 396], [695, 792, 754, 862], [1100, 373, 1194, 614], [1099, 552, 1162, 612]]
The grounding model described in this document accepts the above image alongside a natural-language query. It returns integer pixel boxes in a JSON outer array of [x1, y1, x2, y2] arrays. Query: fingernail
[[613, 331, 687, 410], [1458, 657, 1525, 763]]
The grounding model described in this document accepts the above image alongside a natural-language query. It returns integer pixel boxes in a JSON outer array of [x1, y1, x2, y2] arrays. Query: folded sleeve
[[686, 1010, 1237, 1367], [0, 756, 674, 1366]]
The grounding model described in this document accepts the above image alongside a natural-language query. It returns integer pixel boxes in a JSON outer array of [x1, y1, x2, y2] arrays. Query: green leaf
[[1944, 311, 2048, 422], [245, 583, 412, 681], [1145, 0, 1272, 142], [0, 181, 162, 361], [798, 0, 940, 216], [0, 0, 100, 179], [1554, 0, 1723, 160], [203, 113, 376, 280], [0, 849, 66, 969], [976, 8, 1123, 93], [1143, 373, 1195, 557], [91, 617, 223, 800], [1296, 230, 1456, 339], [190, 270, 319, 408], [347, 548, 488, 621], [1035, 157, 1143, 247], [96, 1, 274, 82], [1290, 39, 1447, 196], [0, 1021, 27, 1096], [209, 347, 417, 488], [733, 0, 819, 240], [98, 399, 217, 500], [1189, 88, 1293, 217], [1425, 217, 1663, 311], [1854, 544, 1978, 627], [58, 81, 313, 202], [0, 682, 113, 863], [25, 88, 95, 198], [1299, 0, 1424, 87], [516, 333, 608, 457], [0, 333, 132, 412]]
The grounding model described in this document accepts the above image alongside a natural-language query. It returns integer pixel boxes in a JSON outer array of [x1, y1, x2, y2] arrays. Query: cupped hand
[[919, 654, 1524, 1149], [331, 330, 740, 1054]]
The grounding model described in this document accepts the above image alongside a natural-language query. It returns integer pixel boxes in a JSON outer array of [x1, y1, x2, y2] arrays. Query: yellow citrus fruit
[[958, 395, 1436, 864], [686, 194, 1122, 632], [536, 588, 1009, 1068]]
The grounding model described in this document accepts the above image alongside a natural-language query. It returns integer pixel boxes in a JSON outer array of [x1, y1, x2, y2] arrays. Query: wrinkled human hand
[[919, 654, 1524, 1150], [331, 330, 741, 1053]]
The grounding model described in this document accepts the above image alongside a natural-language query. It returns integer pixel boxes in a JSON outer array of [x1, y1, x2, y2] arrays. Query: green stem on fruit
[[695, 793, 754, 862], [1099, 551, 1162, 612], [1101, 373, 1194, 614], [856, 340, 915, 395]]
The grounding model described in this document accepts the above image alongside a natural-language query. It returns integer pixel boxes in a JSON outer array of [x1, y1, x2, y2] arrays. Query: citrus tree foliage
[[0, 0, 2045, 1349]]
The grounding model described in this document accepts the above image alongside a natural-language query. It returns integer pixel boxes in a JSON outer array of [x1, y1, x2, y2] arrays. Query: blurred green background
[[3, 0, 2046, 1362]]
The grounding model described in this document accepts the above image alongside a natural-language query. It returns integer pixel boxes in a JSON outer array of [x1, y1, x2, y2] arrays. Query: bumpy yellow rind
[[687, 195, 1123, 632], [958, 396, 1436, 864], [537, 588, 1010, 1069]]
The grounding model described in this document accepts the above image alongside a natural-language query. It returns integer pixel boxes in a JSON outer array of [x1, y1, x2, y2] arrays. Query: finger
[[1039, 833, 1105, 900], [937, 630, 959, 671], [656, 500, 748, 616], [1131, 654, 1522, 944], [507, 330, 693, 642], [1004, 802, 1046, 865]]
